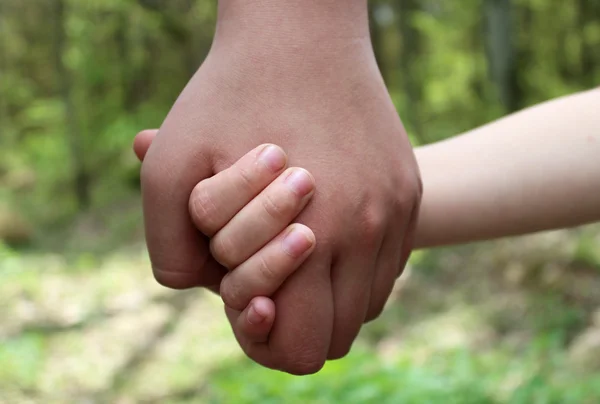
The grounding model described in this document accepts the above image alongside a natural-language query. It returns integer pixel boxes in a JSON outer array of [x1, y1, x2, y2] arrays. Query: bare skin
[[140, 0, 421, 374], [134, 89, 600, 371], [415, 88, 600, 247], [136, 87, 600, 252], [165, 145, 319, 348]]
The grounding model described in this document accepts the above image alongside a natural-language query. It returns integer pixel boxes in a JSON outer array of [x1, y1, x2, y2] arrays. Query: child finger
[[220, 224, 315, 311], [233, 296, 276, 344], [189, 144, 288, 237], [209, 168, 315, 269]]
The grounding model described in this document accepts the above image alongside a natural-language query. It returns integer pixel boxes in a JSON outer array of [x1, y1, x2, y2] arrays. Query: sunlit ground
[[2, 226, 600, 403]]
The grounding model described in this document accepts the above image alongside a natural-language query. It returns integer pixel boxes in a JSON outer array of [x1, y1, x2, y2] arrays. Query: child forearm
[[414, 88, 600, 249]]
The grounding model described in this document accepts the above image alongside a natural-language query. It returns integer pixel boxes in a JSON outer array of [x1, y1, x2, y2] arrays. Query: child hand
[[134, 131, 317, 362], [191, 143, 316, 349]]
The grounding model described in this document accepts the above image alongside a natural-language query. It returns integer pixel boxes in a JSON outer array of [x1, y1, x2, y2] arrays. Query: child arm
[[414, 88, 600, 248]]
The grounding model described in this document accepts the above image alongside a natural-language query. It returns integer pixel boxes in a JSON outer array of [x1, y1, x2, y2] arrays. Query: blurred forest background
[[1, 0, 600, 402]]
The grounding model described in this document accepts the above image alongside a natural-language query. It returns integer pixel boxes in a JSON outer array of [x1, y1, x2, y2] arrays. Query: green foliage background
[[2, 0, 599, 231], [0, 0, 599, 402]]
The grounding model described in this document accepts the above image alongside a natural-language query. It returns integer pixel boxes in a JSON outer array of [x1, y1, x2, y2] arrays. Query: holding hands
[[138, 0, 422, 375], [134, 87, 600, 374], [135, 0, 599, 376]]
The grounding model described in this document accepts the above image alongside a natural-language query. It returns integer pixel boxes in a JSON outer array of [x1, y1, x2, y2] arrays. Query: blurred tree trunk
[[579, 0, 599, 87], [115, 11, 134, 112], [138, 0, 196, 79], [515, 1, 533, 105], [484, 0, 521, 112], [53, 0, 90, 209], [0, 0, 7, 136], [396, 0, 426, 144], [470, 10, 487, 104]]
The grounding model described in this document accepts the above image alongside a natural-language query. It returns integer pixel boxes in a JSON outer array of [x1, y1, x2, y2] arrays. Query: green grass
[[2, 227, 600, 403], [0, 332, 48, 391], [573, 229, 600, 271], [206, 342, 600, 404]]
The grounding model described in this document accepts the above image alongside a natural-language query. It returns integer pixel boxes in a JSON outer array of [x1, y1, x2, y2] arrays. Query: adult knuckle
[[403, 172, 423, 203], [361, 207, 385, 246], [392, 185, 416, 216]]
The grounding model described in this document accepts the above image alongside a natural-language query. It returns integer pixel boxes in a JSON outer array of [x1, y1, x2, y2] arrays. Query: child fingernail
[[259, 145, 287, 172], [247, 304, 266, 325], [284, 168, 314, 197], [282, 226, 314, 258]]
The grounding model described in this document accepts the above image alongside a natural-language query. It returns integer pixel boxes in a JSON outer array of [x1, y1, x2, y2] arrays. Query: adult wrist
[[213, 0, 370, 52]]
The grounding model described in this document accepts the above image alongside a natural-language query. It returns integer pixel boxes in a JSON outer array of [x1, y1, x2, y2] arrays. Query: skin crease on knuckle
[[261, 189, 295, 222], [210, 233, 237, 270], [236, 164, 257, 194], [190, 184, 220, 237], [257, 254, 279, 284], [221, 255, 280, 311]]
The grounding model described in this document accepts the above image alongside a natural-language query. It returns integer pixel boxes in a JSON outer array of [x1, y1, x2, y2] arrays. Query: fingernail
[[258, 145, 287, 172], [284, 168, 314, 197], [247, 304, 266, 325], [282, 226, 314, 258]]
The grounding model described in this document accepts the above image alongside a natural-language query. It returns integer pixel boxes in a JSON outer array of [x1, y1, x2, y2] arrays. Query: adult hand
[[140, 0, 421, 374]]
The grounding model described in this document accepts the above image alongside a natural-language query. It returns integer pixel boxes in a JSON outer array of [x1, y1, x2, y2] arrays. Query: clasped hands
[[135, 28, 421, 375]]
